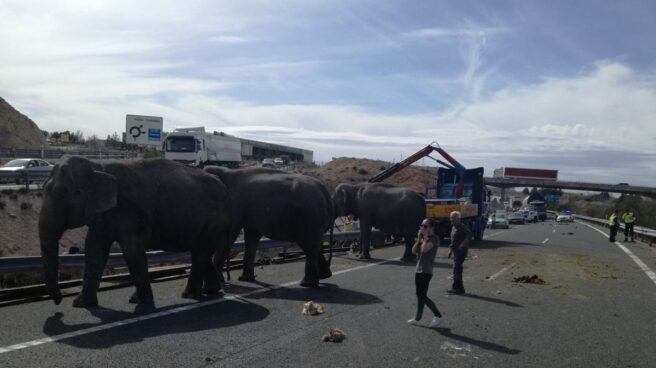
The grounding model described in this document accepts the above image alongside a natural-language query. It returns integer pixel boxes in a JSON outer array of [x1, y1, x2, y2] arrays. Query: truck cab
[[433, 167, 487, 240], [164, 128, 206, 166]]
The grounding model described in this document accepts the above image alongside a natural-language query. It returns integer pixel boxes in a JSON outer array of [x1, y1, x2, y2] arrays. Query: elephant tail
[[328, 219, 334, 265]]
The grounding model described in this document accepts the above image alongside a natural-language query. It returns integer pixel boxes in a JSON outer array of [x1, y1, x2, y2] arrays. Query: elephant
[[203, 166, 333, 288], [39, 157, 231, 308], [332, 182, 426, 261]]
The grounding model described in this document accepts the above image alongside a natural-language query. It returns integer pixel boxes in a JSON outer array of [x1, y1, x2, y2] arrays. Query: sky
[[1, 0, 655, 185]]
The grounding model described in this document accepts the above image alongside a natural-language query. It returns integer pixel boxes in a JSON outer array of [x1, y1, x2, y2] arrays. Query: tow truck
[[368, 142, 488, 241]]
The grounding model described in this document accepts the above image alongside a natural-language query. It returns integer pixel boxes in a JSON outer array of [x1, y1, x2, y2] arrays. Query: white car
[[487, 212, 510, 229], [0, 158, 54, 184], [520, 209, 539, 223], [556, 214, 574, 223], [273, 157, 285, 166], [507, 211, 526, 224], [261, 158, 276, 168]]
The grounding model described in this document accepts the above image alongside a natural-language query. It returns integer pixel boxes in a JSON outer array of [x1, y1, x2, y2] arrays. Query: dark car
[[0, 158, 54, 184]]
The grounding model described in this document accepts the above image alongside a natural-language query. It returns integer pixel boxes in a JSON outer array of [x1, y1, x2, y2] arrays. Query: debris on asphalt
[[512, 274, 546, 285], [302, 301, 325, 315], [322, 328, 346, 343]]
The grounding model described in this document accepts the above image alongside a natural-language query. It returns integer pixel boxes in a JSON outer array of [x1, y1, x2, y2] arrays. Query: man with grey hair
[[448, 211, 472, 295]]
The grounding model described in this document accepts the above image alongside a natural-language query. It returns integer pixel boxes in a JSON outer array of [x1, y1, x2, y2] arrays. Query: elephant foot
[[129, 293, 155, 305], [181, 288, 203, 300], [358, 253, 371, 260], [203, 286, 222, 295], [300, 279, 319, 288], [319, 269, 332, 280], [73, 294, 98, 308], [238, 274, 256, 282]]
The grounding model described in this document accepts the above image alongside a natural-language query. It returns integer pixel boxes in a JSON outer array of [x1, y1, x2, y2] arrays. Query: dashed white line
[[542, 238, 550, 244], [578, 221, 656, 286], [0, 256, 400, 355], [487, 262, 516, 281]]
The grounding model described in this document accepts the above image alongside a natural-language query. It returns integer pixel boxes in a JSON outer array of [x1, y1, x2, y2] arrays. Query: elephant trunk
[[39, 198, 65, 305]]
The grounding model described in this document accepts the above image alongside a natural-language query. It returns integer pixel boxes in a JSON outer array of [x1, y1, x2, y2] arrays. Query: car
[[0, 158, 54, 184], [556, 213, 574, 223], [273, 157, 284, 166], [507, 211, 526, 224], [487, 212, 510, 229], [520, 208, 539, 223], [261, 158, 276, 168]]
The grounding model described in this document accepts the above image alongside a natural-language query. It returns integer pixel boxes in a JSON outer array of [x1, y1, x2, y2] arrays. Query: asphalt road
[[1, 219, 656, 368]]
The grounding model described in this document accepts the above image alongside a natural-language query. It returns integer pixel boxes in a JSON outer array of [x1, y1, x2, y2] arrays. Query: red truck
[[493, 167, 558, 181]]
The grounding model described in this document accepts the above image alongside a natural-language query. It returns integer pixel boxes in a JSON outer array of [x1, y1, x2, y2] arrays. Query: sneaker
[[446, 288, 465, 295], [429, 316, 442, 328], [407, 318, 420, 325]]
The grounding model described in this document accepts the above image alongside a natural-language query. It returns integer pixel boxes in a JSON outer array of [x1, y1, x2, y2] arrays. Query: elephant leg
[[239, 229, 261, 282], [183, 247, 214, 299], [318, 251, 332, 280], [73, 225, 113, 308], [401, 234, 416, 262], [359, 223, 372, 259], [299, 240, 321, 288], [120, 235, 154, 305], [213, 227, 241, 287]]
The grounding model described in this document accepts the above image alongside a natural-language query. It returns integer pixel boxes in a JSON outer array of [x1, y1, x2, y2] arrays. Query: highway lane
[[1, 220, 656, 367]]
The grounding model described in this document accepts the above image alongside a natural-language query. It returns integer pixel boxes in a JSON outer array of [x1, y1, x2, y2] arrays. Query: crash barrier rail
[[0, 230, 376, 275], [0, 147, 136, 161], [0, 170, 50, 188], [572, 214, 655, 246]]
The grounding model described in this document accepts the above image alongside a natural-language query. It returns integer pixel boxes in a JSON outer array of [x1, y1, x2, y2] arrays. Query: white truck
[[163, 127, 242, 167]]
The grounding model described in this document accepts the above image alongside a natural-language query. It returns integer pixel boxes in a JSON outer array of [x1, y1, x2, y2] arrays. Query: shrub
[[0, 201, 5, 210], [9, 194, 17, 201], [20, 202, 32, 210], [357, 168, 369, 175]]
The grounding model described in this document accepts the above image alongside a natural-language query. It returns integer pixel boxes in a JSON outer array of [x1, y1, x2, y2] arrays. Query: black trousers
[[610, 225, 618, 242], [624, 223, 634, 238], [452, 247, 468, 292], [415, 273, 441, 320]]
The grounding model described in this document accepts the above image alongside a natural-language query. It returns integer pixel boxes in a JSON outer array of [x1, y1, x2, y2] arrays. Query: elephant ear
[[90, 170, 117, 213]]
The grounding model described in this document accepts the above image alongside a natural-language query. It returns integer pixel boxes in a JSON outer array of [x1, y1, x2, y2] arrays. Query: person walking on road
[[448, 211, 472, 295], [622, 209, 636, 242], [608, 209, 620, 242], [407, 218, 443, 328]]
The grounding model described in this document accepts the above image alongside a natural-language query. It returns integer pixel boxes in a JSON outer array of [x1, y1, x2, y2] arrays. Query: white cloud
[[402, 26, 509, 39]]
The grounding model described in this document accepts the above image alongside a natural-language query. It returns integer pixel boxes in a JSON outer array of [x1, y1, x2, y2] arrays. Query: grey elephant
[[204, 166, 333, 288], [39, 157, 231, 308], [332, 182, 426, 261]]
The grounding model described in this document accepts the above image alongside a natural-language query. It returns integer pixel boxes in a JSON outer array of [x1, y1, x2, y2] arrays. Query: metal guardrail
[[0, 170, 50, 187], [573, 214, 655, 246], [0, 230, 374, 275]]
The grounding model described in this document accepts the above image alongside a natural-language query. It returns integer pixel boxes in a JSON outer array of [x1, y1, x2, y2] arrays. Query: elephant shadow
[[42, 297, 270, 349], [226, 282, 383, 306]]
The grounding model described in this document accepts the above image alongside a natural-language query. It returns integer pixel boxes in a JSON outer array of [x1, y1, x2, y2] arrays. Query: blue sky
[[1, 0, 655, 185]]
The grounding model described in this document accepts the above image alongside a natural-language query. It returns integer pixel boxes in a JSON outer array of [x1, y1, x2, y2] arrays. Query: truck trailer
[[164, 127, 242, 167], [493, 167, 558, 181]]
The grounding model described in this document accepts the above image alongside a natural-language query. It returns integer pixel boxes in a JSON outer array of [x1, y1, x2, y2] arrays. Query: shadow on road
[[42, 297, 269, 349], [430, 327, 522, 355], [471, 239, 544, 249], [229, 282, 383, 305], [458, 293, 523, 308]]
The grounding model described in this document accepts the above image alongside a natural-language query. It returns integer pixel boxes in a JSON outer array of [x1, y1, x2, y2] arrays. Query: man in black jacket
[[448, 211, 472, 295]]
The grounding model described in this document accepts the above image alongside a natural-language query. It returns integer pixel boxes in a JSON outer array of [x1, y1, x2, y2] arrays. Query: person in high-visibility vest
[[608, 209, 620, 242], [622, 209, 636, 242]]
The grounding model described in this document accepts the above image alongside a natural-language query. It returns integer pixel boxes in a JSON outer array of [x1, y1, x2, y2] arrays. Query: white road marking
[[552, 229, 556, 233], [578, 221, 656, 286], [542, 238, 550, 244], [487, 263, 516, 281], [484, 231, 503, 238], [0, 257, 400, 355]]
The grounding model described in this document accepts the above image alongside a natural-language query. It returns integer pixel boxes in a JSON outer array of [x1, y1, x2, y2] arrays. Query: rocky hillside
[[0, 97, 46, 148], [297, 157, 435, 194]]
